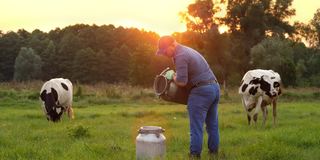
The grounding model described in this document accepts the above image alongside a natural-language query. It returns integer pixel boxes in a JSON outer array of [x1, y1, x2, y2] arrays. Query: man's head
[[156, 36, 176, 57]]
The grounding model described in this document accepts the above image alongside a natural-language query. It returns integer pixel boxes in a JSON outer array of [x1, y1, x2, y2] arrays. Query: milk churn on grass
[[136, 126, 166, 160]]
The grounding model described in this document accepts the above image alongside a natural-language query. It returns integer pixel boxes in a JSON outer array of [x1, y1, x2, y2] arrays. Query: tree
[[223, 0, 296, 73], [28, 29, 50, 56], [250, 37, 296, 86], [180, 0, 221, 33], [129, 44, 155, 86], [173, 31, 205, 51], [293, 22, 314, 47], [203, 27, 234, 86], [14, 47, 42, 81], [41, 40, 58, 80], [293, 9, 320, 48], [310, 8, 320, 48], [17, 29, 31, 39], [56, 32, 82, 77], [72, 48, 107, 83], [180, 0, 296, 79], [223, 0, 295, 38], [305, 50, 320, 87], [108, 44, 131, 83], [0, 32, 24, 81]]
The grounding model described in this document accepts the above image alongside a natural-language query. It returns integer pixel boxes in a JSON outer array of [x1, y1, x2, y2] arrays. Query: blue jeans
[[187, 83, 220, 155]]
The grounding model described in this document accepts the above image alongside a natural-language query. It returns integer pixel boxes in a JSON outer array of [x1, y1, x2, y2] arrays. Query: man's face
[[164, 44, 175, 57]]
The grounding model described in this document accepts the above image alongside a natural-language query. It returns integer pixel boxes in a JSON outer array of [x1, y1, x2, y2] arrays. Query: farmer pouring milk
[[155, 35, 220, 158]]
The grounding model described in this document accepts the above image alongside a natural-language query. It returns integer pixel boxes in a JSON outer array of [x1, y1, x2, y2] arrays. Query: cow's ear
[[51, 88, 58, 102], [40, 90, 47, 101]]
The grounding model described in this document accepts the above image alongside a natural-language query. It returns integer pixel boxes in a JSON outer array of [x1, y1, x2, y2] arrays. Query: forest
[[1, 0, 319, 87]]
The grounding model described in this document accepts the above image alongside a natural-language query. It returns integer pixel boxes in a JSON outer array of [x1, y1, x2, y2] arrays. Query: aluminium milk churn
[[136, 126, 166, 160]]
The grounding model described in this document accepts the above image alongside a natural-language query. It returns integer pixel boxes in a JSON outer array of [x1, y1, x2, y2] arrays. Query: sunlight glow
[[0, 0, 319, 35], [218, 25, 229, 33]]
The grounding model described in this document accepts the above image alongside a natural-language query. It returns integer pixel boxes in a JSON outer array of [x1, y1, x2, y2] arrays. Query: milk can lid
[[138, 126, 165, 134]]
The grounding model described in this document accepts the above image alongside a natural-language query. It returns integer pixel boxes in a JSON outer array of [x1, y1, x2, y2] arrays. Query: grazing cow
[[40, 78, 74, 122], [238, 69, 282, 126]]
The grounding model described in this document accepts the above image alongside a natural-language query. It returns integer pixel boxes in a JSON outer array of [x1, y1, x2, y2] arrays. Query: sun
[[218, 25, 229, 34]]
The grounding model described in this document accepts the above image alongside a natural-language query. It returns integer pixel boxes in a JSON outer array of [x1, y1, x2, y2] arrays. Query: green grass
[[0, 82, 319, 159]]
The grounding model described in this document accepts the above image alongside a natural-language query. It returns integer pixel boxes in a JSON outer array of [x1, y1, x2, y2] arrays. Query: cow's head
[[257, 75, 281, 98], [40, 88, 64, 122]]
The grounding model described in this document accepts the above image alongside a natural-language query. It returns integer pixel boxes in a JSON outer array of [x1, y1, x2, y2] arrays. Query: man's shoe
[[189, 153, 201, 159], [208, 149, 218, 159]]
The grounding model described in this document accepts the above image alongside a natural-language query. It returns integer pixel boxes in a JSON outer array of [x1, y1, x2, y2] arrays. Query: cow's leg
[[241, 98, 251, 125], [253, 96, 263, 126], [247, 114, 251, 125], [260, 100, 269, 126], [266, 105, 268, 116], [272, 100, 277, 126], [261, 105, 267, 126], [67, 106, 74, 119]]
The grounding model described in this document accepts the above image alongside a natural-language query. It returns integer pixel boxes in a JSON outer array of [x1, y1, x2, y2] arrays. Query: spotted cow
[[40, 78, 74, 122], [239, 69, 282, 126]]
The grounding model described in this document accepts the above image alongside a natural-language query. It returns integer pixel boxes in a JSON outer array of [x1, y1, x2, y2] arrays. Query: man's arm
[[173, 73, 187, 87]]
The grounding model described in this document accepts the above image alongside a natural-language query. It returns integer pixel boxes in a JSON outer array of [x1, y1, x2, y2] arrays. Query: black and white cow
[[40, 78, 74, 122], [239, 69, 282, 126]]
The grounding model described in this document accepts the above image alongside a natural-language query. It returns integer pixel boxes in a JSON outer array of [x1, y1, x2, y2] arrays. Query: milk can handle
[[160, 67, 170, 76], [138, 128, 165, 138]]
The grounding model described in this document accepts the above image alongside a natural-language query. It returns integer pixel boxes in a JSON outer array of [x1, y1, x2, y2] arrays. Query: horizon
[[0, 0, 319, 35]]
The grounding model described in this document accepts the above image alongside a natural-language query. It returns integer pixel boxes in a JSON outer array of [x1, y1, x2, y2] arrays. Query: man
[[156, 36, 220, 158]]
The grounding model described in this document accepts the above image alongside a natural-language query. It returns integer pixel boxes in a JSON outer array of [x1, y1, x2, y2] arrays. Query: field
[[0, 82, 319, 160]]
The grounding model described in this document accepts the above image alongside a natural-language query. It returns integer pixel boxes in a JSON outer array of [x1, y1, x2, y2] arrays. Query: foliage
[[72, 48, 106, 83], [250, 37, 296, 86], [180, 0, 221, 33], [0, 1, 320, 87], [129, 44, 155, 86], [203, 27, 233, 85], [74, 84, 83, 98], [0, 32, 24, 81], [41, 40, 57, 80], [14, 47, 42, 81], [222, 0, 295, 37], [108, 44, 131, 83], [310, 9, 320, 47], [68, 125, 90, 139], [294, 9, 320, 48]]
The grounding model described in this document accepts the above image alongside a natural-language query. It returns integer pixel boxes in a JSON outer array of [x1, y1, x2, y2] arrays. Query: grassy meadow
[[0, 82, 319, 160]]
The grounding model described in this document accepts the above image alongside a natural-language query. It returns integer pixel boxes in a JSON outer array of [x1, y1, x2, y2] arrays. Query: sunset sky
[[0, 0, 319, 35]]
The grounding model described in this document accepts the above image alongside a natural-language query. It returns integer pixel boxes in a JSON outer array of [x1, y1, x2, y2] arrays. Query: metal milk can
[[136, 126, 166, 160]]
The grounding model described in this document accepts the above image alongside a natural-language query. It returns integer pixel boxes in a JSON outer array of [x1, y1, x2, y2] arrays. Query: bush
[[250, 37, 296, 86], [27, 92, 39, 100], [309, 74, 320, 87], [68, 125, 90, 139], [105, 88, 122, 99], [74, 85, 83, 97]]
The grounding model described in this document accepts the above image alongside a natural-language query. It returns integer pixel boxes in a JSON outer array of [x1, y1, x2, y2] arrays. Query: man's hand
[[165, 70, 175, 80], [173, 73, 187, 87]]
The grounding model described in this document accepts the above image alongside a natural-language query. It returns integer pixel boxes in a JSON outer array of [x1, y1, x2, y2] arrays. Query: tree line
[[0, 0, 320, 87], [178, 0, 320, 87], [0, 25, 173, 86]]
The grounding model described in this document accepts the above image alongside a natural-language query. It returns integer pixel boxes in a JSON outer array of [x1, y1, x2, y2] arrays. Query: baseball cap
[[155, 36, 175, 55]]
